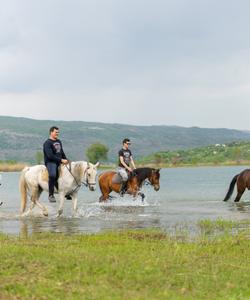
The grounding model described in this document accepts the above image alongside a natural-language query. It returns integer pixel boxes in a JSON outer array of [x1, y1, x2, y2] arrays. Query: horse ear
[[95, 162, 100, 168]]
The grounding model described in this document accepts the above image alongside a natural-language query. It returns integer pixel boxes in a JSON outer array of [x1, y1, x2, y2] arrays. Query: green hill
[[139, 141, 250, 166], [0, 115, 250, 163]]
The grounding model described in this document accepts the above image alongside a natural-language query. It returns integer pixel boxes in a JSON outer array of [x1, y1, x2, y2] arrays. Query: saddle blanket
[[112, 173, 123, 184]]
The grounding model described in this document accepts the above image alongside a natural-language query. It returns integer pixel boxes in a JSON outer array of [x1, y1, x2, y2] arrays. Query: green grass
[[0, 225, 250, 299]]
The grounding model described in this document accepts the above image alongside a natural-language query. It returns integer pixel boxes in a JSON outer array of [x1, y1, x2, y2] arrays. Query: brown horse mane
[[133, 167, 158, 187]]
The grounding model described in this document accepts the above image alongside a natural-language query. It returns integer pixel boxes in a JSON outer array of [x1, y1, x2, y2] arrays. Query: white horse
[[19, 161, 99, 217]]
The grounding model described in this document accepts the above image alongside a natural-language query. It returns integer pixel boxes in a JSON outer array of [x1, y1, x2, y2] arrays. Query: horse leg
[[99, 186, 111, 202], [21, 187, 47, 217], [35, 201, 48, 216], [99, 193, 110, 202], [234, 180, 246, 202], [72, 193, 78, 215], [56, 192, 65, 217], [21, 200, 35, 217], [127, 183, 139, 199], [33, 188, 48, 217], [138, 191, 145, 202], [234, 190, 245, 202]]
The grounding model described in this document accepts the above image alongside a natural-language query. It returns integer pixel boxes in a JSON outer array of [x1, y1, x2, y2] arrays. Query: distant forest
[[0, 116, 250, 163]]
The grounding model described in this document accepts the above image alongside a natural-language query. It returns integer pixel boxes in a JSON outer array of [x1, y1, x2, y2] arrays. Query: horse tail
[[223, 174, 238, 202], [19, 167, 29, 213]]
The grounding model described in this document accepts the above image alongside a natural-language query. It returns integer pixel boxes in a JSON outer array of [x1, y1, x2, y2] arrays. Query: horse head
[[85, 162, 99, 191], [149, 168, 160, 191]]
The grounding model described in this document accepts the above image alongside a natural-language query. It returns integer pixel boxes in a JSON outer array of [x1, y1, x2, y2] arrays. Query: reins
[[65, 162, 90, 195]]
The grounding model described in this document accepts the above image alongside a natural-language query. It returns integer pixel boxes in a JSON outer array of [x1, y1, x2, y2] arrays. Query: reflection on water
[[19, 217, 88, 237], [0, 167, 250, 235], [229, 201, 250, 213]]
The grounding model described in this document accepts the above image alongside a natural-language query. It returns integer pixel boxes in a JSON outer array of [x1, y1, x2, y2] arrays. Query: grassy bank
[[0, 163, 28, 172], [1, 222, 250, 299]]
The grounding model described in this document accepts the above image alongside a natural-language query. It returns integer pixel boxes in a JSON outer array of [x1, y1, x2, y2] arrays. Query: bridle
[[65, 162, 96, 194], [81, 163, 97, 188], [142, 171, 158, 188]]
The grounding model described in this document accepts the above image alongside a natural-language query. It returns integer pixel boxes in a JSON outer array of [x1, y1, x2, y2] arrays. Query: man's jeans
[[46, 162, 59, 196]]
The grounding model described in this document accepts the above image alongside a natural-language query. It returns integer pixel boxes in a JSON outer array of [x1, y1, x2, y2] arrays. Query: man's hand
[[61, 159, 69, 165], [127, 167, 132, 172]]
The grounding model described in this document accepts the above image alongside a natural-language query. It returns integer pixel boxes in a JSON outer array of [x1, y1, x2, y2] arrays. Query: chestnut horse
[[98, 167, 160, 202], [223, 169, 250, 202]]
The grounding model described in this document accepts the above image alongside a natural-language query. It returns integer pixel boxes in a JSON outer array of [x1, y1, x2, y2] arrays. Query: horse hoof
[[56, 209, 63, 217]]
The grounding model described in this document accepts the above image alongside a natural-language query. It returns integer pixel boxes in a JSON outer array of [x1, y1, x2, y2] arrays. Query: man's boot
[[48, 195, 56, 203], [120, 181, 127, 196]]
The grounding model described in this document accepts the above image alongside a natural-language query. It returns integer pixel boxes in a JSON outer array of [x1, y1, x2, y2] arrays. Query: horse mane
[[72, 162, 85, 181], [133, 167, 156, 185]]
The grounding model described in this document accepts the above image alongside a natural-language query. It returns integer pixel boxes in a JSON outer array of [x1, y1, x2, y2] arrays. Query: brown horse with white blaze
[[98, 171, 139, 202], [223, 169, 250, 202], [98, 167, 160, 202]]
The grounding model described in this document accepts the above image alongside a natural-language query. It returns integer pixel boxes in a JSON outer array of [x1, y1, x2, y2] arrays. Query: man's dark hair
[[49, 126, 59, 133], [122, 138, 131, 144]]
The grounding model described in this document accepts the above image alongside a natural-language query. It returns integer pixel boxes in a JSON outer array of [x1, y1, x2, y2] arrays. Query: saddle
[[41, 166, 63, 192], [111, 171, 135, 184], [41, 166, 62, 182], [112, 173, 123, 184]]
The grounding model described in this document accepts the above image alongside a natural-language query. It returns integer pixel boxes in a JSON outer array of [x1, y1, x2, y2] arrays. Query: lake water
[[0, 166, 250, 236]]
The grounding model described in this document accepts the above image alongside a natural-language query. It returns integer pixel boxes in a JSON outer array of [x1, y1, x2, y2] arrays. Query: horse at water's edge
[[223, 168, 250, 202], [20, 161, 99, 216]]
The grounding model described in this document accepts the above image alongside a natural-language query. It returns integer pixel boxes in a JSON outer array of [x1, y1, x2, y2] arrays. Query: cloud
[[1, 0, 250, 129]]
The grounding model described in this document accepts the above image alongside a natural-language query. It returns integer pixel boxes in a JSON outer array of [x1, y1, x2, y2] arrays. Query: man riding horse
[[43, 126, 69, 203], [117, 138, 136, 195]]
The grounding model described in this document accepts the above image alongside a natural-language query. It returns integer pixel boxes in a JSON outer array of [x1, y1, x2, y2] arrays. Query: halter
[[81, 162, 97, 188]]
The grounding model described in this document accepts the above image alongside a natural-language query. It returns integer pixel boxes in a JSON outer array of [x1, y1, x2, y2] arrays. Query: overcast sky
[[1, 0, 250, 130]]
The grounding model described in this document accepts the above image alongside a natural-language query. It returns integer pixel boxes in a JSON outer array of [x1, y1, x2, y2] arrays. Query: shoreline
[[0, 163, 29, 172], [1, 161, 250, 172]]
